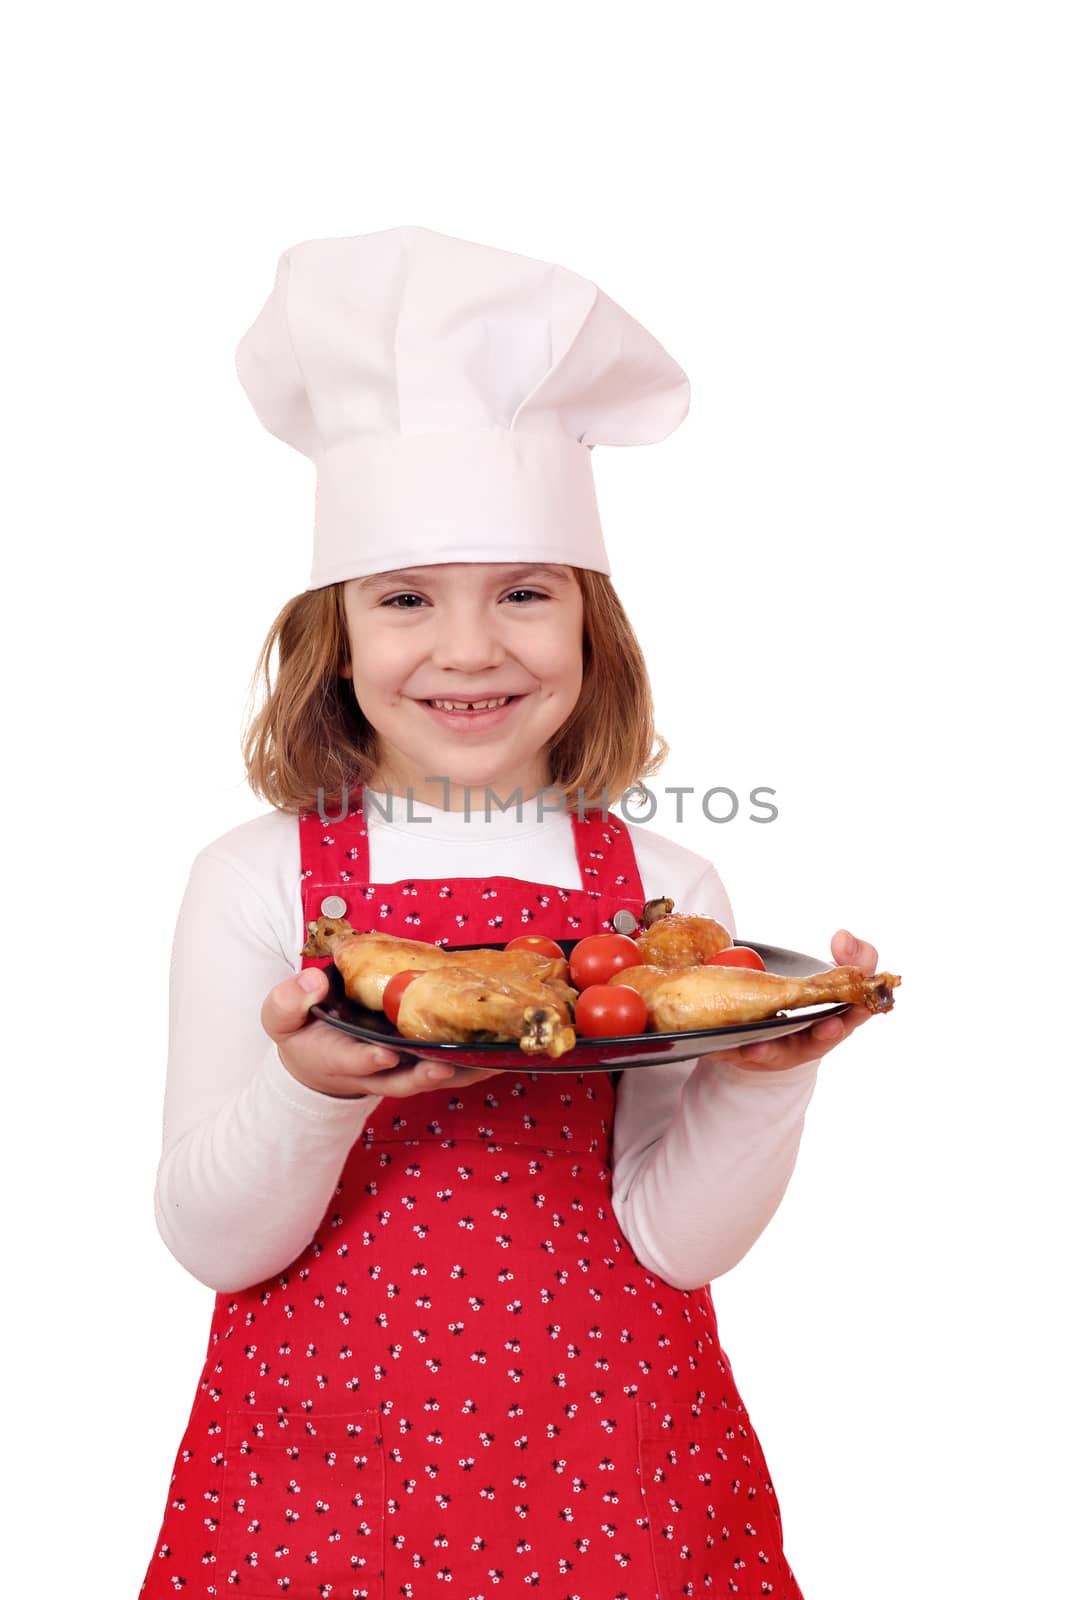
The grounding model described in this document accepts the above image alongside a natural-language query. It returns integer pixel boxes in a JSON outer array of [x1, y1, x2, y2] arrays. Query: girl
[[141, 226, 884, 1600]]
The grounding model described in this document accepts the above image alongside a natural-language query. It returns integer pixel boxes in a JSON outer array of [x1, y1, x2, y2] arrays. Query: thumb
[[831, 928, 878, 974], [262, 965, 328, 1042]]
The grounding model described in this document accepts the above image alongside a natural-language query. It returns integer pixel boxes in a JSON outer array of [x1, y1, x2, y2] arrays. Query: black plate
[[310, 937, 849, 1074]]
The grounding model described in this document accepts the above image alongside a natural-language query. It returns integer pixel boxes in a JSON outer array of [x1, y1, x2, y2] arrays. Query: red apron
[[141, 786, 803, 1598]]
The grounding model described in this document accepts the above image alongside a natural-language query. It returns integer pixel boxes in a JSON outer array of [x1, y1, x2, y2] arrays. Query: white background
[[4, 3, 1084, 1595]]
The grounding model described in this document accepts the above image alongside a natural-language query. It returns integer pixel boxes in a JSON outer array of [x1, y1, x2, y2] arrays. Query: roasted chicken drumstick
[[612, 962, 901, 1029], [302, 917, 568, 1009], [300, 917, 577, 1057], [393, 965, 577, 1059]]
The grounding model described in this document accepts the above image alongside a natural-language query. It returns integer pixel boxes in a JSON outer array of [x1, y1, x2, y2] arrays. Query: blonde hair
[[241, 569, 669, 814]]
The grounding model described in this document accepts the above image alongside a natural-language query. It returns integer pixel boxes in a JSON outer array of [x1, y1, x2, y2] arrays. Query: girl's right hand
[[261, 967, 504, 1100]]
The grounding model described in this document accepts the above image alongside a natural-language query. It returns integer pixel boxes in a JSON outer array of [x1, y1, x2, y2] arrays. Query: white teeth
[[430, 696, 511, 711]]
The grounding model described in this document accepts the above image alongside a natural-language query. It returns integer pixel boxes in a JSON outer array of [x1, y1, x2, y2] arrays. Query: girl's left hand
[[706, 929, 882, 1073]]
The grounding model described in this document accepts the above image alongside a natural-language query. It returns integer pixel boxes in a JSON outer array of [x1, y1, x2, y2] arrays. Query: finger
[[261, 967, 329, 1043], [734, 1014, 847, 1070], [853, 938, 879, 975], [334, 1052, 451, 1098], [729, 1037, 806, 1070], [419, 1062, 505, 1088], [830, 929, 879, 974], [805, 1007, 871, 1048], [810, 1014, 847, 1045], [343, 1054, 503, 1098], [836, 1003, 873, 1038], [399, 1055, 491, 1086]]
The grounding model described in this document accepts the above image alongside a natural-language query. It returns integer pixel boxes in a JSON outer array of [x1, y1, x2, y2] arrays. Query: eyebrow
[[355, 564, 573, 592]]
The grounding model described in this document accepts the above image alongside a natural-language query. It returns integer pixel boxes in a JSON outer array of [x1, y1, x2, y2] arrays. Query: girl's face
[[340, 562, 584, 810]]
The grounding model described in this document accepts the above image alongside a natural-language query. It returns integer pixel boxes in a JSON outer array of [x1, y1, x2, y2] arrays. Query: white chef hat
[[234, 224, 690, 588]]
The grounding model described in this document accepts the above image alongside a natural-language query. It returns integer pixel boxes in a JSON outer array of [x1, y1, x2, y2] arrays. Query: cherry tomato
[[575, 983, 648, 1038], [569, 932, 643, 991], [504, 934, 566, 961], [382, 968, 425, 1024], [706, 946, 766, 971]]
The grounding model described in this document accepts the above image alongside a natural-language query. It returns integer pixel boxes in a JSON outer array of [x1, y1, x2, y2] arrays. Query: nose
[[430, 604, 506, 673]]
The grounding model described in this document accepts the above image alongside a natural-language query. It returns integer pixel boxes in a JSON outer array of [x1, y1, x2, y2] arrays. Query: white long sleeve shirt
[[155, 795, 820, 1294]]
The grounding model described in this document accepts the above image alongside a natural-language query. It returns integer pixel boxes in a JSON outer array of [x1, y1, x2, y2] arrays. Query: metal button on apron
[[610, 908, 640, 935], [320, 894, 348, 918]]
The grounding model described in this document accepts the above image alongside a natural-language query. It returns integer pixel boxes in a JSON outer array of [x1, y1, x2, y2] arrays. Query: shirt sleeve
[[153, 847, 381, 1293], [609, 863, 821, 1290]]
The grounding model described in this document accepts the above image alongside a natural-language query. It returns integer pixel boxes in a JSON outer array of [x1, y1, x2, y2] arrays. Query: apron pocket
[[635, 1398, 789, 1598], [219, 1409, 385, 1598]]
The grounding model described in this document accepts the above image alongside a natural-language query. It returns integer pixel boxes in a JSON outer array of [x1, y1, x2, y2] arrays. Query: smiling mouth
[[422, 695, 523, 711]]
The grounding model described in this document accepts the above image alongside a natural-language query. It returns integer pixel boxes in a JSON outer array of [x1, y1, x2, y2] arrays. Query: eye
[[381, 592, 426, 608], [504, 588, 547, 604]]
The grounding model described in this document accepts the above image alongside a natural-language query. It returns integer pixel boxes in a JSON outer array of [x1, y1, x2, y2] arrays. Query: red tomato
[[382, 968, 425, 1024], [569, 932, 643, 991], [504, 934, 566, 961], [575, 983, 648, 1038], [706, 946, 766, 971]]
